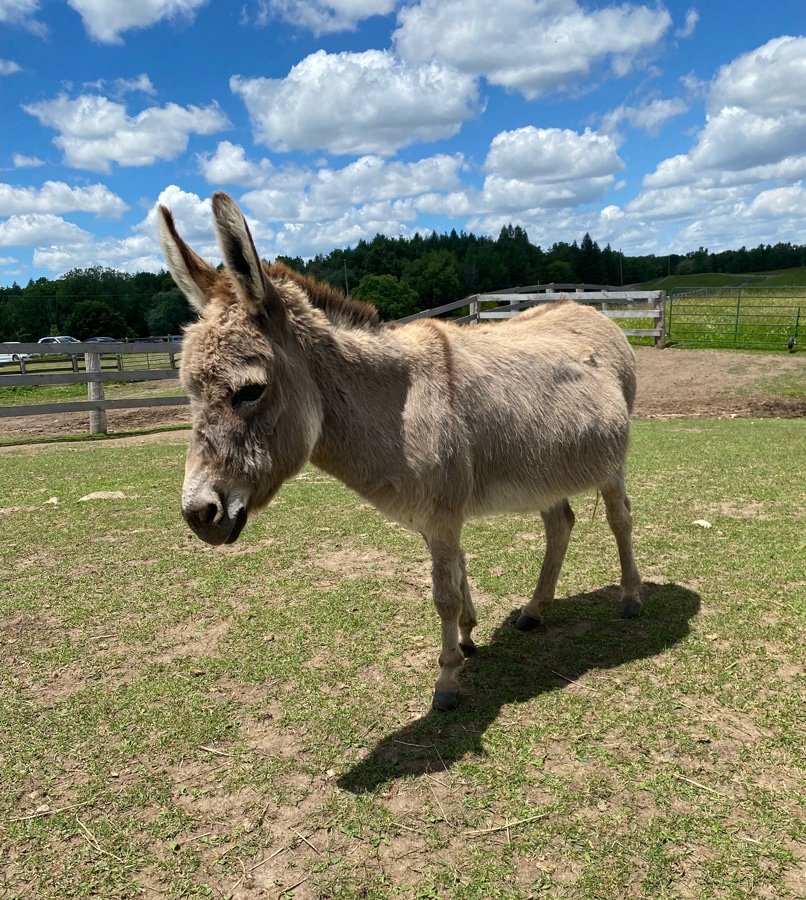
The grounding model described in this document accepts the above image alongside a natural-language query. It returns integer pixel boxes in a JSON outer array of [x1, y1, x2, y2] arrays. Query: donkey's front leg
[[427, 538, 467, 711]]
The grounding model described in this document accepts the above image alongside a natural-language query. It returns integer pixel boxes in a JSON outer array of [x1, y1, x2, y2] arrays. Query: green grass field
[[1, 419, 805, 898], [0, 351, 183, 409], [664, 290, 804, 351]]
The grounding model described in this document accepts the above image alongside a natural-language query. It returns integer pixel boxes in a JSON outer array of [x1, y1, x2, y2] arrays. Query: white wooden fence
[[399, 285, 667, 345], [0, 341, 186, 435]]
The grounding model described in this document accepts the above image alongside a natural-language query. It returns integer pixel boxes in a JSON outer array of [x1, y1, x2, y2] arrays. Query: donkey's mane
[[264, 260, 381, 330]]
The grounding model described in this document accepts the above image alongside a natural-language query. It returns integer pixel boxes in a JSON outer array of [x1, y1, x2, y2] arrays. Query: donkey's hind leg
[[516, 499, 575, 631], [600, 476, 642, 618], [458, 549, 478, 657]]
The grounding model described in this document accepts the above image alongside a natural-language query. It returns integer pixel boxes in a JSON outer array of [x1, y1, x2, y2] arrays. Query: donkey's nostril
[[202, 502, 219, 525]]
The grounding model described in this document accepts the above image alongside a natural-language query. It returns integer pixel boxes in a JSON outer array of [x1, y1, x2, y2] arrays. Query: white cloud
[[602, 97, 688, 137], [272, 201, 417, 257], [0, 181, 128, 217], [11, 188, 219, 276], [23, 92, 229, 173], [474, 126, 624, 216], [0, 58, 22, 75], [691, 107, 806, 174], [198, 141, 278, 189], [484, 126, 623, 182], [13, 154, 45, 168], [626, 184, 746, 222], [33, 233, 165, 274], [146, 185, 217, 245], [620, 35, 806, 246], [672, 182, 806, 252], [239, 151, 465, 222], [679, 36, 806, 178], [231, 49, 480, 156], [0, 0, 47, 36], [394, 0, 671, 100], [0, 214, 92, 248], [414, 191, 474, 218], [675, 8, 698, 39], [709, 35, 806, 118], [251, 0, 396, 35], [66, 0, 209, 44], [670, 37, 806, 179], [312, 153, 464, 204], [744, 182, 804, 219], [480, 174, 615, 214], [84, 73, 157, 97]]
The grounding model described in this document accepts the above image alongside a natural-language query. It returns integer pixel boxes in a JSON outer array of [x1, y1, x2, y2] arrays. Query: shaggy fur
[[158, 192, 642, 710]]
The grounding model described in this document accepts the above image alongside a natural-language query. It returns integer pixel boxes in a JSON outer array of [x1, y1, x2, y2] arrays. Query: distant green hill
[[638, 267, 806, 291]]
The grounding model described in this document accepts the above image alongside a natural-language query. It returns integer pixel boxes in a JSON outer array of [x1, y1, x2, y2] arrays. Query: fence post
[[655, 292, 667, 347], [85, 351, 107, 435], [469, 296, 480, 324], [667, 292, 674, 344], [733, 289, 741, 346]]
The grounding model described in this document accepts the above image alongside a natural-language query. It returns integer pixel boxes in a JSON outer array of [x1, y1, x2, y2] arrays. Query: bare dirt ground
[[1, 346, 804, 442]]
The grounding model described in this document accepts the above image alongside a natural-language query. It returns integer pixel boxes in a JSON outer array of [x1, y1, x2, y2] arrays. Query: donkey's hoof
[[432, 690, 459, 712], [515, 613, 541, 632], [620, 600, 642, 619], [459, 642, 477, 657]]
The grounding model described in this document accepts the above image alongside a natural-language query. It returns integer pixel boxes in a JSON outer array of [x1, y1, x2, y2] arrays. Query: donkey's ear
[[157, 205, 218, 313], [211, 192, 286, 325]]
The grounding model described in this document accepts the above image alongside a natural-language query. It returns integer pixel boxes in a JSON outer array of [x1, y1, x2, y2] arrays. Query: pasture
[[1, 417, 805, 898], [665, 288, 804, 351]]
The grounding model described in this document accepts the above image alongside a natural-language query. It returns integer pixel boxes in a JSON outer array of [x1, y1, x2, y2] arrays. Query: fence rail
[[399, 287, 667, 343], [667, 287, 804, 349], [0, 341, 186, 434]]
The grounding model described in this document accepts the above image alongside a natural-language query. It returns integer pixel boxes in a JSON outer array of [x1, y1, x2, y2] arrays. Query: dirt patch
[[1, 348, 804, 442], [633, 346, 806, 419], [0, 403, 191, 442]]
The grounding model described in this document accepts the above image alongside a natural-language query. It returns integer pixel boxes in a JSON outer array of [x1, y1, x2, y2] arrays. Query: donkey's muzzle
[[182, 487, 248, 546]]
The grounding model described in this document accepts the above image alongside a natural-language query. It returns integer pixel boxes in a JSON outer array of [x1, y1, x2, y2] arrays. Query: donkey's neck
[[294, 315, 414, 500]]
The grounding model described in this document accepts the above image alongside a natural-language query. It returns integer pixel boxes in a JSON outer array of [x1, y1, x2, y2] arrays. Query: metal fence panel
[[667, 288, 803, 349]]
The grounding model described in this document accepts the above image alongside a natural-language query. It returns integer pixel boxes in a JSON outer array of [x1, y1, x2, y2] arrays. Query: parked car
[[86, 336, 118, 342], [0, 342, 31, 363], [34, 335, 81, 358]]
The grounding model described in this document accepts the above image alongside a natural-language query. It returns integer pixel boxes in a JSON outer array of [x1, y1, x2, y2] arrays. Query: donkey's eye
[[231, 383, 265, 410]]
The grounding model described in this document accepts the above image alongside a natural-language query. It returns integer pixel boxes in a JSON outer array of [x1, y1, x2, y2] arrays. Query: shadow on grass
[[338, 580, 699, 793]]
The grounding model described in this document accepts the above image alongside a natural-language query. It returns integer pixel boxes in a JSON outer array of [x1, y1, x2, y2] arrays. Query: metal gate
[[667, 287, 803, 349]]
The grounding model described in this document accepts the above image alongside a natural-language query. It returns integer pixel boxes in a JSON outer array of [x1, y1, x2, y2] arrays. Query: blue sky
[[1, 0, 805, 287]]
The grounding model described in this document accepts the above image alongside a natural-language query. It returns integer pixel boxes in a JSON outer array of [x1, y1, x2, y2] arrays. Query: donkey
[[158, 192, 641, 711]]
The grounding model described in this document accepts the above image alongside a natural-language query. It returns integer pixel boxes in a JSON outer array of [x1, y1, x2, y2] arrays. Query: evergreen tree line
[[2, 228, 805, 340]]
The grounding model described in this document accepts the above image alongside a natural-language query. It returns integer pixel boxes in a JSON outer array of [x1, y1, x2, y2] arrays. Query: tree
[[146, 289, 194, 336], [402, 250, 463, 309], [276, 255, 306, 273], [545, 259, 577, 283], [65, 300, 129, 339], [578, 233, 606, 284], [352, 274, 419, 321]]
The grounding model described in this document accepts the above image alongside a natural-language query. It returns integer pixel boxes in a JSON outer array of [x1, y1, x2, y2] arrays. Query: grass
[[640, 267, 806, 290], [1, 419, 806, 897], [0, 351, 183, 408], [665, 289, 804, 350]]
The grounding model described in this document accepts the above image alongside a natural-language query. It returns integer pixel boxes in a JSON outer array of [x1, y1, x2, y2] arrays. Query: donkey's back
[[411, 300, 637, 520]]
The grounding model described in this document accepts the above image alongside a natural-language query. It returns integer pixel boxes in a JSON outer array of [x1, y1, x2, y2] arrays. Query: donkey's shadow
[[338, 581, 700, 793]]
